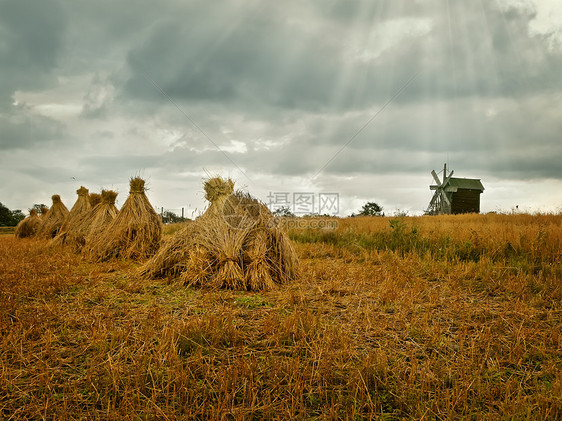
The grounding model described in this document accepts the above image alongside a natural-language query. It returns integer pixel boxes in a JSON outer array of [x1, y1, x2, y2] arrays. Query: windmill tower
[[426, 164, 484, 215], [426, 163, 454, 215]]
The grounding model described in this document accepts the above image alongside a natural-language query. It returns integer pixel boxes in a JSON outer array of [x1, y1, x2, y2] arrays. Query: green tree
[[273, 206, 295, 217], [358, 201, 384, 217], [31, 204, 48, 213], [0, 202, 25, 226], [161, 210, 186, 224]]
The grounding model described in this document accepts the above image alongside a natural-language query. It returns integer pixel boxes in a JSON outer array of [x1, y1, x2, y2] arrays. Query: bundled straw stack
[[38, 195, 69, 238], [79, 190, 118, 253], [53, 187, 91, 245], [65, 190, 117, 252], [14, 209, 41, 238], [140, 177, 299, 291], [88, 178, 162, 261], [138, 176, 236, 279]]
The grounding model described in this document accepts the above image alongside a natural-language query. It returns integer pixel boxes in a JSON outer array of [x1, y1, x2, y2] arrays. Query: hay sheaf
[[53, 187, 91, 246], [137, 221, 196, 279], [67, 190, 118, 252], [199, 177, 236, 219], [89, 193, 102, 208], [204, 177, 234, 203], [14, 209, 41, 238], [140, 177, 299, 291], [87, 178, 162, 261], [40, 206, 49, 219], [38, 195, 69, 238]]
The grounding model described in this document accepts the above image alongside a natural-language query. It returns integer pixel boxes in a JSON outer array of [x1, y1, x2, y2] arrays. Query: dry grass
[[290, 214, 562, 272], [87, 178, 162, 262], [1, 213, 561, 419]]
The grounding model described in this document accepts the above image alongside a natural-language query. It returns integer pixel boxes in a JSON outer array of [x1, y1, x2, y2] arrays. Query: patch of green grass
[[234, 293, 272, 309]]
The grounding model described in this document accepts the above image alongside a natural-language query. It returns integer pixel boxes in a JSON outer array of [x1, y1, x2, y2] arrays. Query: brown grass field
[[1, 214, 561, 420]]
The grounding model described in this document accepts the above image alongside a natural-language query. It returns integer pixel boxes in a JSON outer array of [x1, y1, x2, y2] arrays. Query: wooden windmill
[[426, 164, 484, 215]]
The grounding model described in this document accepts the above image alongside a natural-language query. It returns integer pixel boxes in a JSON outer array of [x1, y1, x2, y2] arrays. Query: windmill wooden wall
[[448, 178, 484, 214], [451, 189, 481, 213]]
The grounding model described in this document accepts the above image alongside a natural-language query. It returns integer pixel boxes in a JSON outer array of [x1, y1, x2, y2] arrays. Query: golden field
[[1, 214, 561, 420]]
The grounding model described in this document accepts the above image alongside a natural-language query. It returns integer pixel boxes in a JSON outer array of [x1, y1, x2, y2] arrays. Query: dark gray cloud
[[122, 14, 346, 111], [0, 0, 67, 152], [0, 0, 65, 107], [0, 106, 65, 150], [120, 1, 561, 112]]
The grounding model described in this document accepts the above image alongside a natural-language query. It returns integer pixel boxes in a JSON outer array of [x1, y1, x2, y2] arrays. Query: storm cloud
[[1, 0, 561, 215]]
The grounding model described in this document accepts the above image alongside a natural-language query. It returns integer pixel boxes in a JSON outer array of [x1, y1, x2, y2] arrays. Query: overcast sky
[[1, 0, 561, 217]]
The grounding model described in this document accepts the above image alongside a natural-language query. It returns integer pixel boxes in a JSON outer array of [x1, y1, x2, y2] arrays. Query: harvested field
[[1, 214, 561, 419]]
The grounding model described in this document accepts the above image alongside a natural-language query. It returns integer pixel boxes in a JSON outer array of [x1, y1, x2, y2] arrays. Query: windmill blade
[[440, 189, 451, 206], [442, 170, 454, 185], [431, 170, 442, 186]]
